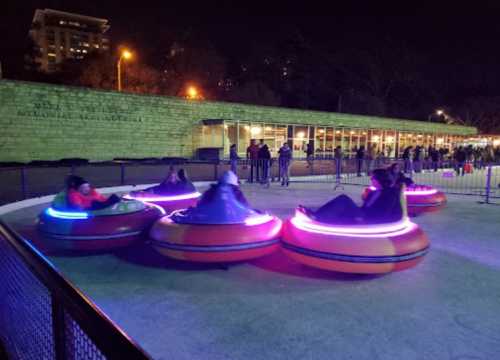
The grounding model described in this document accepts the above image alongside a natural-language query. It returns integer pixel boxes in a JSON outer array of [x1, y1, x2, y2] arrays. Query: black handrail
[[0, 220, 151, 360]]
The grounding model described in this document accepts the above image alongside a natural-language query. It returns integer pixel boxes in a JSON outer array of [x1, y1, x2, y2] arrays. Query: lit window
[[82, 49, 87, 53], [48, 53, 56, 57], [83, 42, 89, 47], [70, 48, 75, 52], [59, 20, 67, 25], [102, 45, 109, 50], [94, 44, 100, 48]]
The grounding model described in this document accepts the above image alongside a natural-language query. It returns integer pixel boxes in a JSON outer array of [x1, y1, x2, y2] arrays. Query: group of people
[[400, 144, 499, 176], [60, 158, 414, 227], [60, 167, 196, 211], [230, 140, 293, 187]]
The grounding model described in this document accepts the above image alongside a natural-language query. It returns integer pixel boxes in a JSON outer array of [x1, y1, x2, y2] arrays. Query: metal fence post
[[120, 163, 125, 185], [20, 168, 27, 200], [484, 164, 492, 204], [51, 295, 67, 360], [213, 161, 219, 181]]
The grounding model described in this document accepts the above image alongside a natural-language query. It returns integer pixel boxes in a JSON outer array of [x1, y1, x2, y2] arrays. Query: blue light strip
[[46, 207, 89, 220]]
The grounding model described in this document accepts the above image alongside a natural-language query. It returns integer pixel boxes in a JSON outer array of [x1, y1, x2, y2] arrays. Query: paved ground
[[2, 183, 500, 360]]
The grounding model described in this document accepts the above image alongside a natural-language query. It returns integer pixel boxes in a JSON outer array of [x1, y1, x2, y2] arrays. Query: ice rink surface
[[3, 182, 500, 360]]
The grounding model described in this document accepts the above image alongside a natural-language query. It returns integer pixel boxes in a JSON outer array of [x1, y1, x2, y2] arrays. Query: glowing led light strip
[[143, 202, 167, 216], [46, 207, 89, 219], [290, 211, 415, 238], [368, 186, 438, 196], [124, 192, 201, 202], [244, 214, 275, 226]]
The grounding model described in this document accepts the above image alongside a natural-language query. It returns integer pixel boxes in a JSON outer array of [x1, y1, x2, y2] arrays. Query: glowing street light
[[436, 109, 444, 116], [186, 85, 203, 100], [117, 49, 133, 92]]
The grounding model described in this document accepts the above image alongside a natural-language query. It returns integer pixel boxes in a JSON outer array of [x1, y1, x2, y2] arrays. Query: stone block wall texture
[[0, 79, 477, 162]]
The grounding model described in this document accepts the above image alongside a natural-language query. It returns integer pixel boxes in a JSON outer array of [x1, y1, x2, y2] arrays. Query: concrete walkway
[[2, 183, 500, 360]]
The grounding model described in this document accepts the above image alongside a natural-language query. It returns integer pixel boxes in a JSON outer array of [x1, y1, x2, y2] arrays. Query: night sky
[[2, 1, 500, 127]]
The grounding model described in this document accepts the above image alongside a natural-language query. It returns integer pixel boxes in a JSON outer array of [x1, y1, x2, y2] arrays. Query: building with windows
[[29, 9, 110, 73], [0, 80, 493, 163]]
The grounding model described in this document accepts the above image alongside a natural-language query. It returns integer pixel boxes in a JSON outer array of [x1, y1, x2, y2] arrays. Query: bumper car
[[363, 185, 446, 216], [150, 184, 282, 262], [38, 193, 164, 250], [282, 209, 429, 274]]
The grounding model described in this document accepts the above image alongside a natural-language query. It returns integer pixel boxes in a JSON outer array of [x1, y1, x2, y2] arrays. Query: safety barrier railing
[[0, 158, 499, 205], [0, 220, 151, 360]]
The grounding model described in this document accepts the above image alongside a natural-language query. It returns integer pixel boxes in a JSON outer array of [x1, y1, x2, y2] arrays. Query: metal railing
[[0, 158, 499, 205], [0, 220, 151, 360]]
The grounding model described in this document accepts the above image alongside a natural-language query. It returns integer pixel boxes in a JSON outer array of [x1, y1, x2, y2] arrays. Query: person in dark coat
[[258, 144, 271, 185], [388, 163, 414, 187], [299, 169, 403, 225], [356, 145, 365, 177], [402, 146, 413, 173]]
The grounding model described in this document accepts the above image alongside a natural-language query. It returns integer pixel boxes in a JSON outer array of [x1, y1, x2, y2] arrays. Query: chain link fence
[[0, 158, 499, 205], [0, 221, 151, 360]]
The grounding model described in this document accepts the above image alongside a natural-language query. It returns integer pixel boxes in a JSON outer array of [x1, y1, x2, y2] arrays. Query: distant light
[[122, 50, 132, 60], [265, 126, 273, 131], [251, 127, 262, 135], [296, 131, 305, 138], [318, 129, 325, 134], [371, 135, 380, 142], [436, 109, 444, 116]]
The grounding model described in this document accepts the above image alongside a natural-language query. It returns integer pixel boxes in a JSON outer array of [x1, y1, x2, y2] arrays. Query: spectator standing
[[246, 139, 260, 183], [454, 146, 467, 176], [278, 142, 292, 186], [430, 147, 439, 172], [229, 144, 239, 175], [413, 146, 422, 173], [356, 145, 365, 177], [258, 144, 272, 187], [402, 146, 413, 173], [305, 142, 314, 170], [334, 146, 342, 181]]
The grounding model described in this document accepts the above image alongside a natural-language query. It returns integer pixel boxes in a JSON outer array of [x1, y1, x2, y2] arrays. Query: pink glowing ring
[[281, 208, 430, 273], [368, 186, 438, 196], [124, 191, 201, 202], [290, 210, 416, 238]]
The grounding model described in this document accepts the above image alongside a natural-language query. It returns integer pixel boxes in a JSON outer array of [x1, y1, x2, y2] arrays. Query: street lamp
[[117, 49, 133, 92], [428, 109, 446, 121], [186, 85, 203, 100]]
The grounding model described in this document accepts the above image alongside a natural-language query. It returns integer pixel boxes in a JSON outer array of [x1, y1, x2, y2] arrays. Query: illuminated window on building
[[237, 123, 250, 154], [315, 127, 326, 154]]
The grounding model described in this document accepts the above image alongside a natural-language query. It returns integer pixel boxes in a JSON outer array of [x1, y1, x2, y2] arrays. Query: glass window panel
[[335, 129, 343, 152], [225, 122, 237, 156], [315, 127, 326, 154], [384, 130, 396, 157], [325, 127, 334, 153], [238, 123, 250, 154], [276, 125, 287, 149], [293, 126, 308, 157]]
